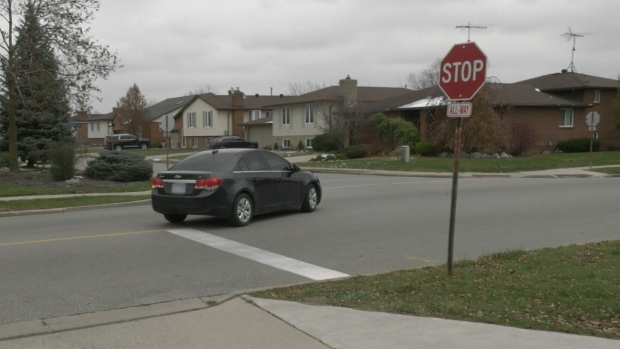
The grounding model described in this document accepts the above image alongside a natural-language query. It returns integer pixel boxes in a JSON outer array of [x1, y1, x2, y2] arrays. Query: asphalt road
[[1, 173, 619, 325]]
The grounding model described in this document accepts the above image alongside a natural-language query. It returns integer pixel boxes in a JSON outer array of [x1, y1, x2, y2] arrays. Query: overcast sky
[[87, 0, 620, 113]]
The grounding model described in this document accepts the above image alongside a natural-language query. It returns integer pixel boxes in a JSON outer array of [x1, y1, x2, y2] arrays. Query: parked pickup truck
[[103, 134, 150, 151]]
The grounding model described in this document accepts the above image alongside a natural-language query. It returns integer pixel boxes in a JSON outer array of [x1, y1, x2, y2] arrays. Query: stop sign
[[439, 42, 487, 100]]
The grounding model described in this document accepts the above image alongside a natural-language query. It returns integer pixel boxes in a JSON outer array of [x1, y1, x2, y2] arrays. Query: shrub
[[312, 133, 339, 152], [374, 114, 420, 149], [85, 152, 153, 182], [297, 140, 305, 151], [556, 137, 599, 153], [273, 142, 279, 151], [415, 139, 440, 157], [509, 121, 538, 155], [344, 145, 368, 159], [48, 142, 75, 181]]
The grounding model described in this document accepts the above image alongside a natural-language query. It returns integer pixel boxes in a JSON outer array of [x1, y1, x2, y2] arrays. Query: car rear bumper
[[151, 190, 231, 217]]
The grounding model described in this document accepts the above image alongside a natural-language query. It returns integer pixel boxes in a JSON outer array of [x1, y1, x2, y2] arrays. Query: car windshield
[[170, 152, 237, 172]]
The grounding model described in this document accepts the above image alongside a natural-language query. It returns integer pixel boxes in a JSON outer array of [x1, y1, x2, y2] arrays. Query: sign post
[[438, 42, 487, 275], [585, 111, 600, 170]]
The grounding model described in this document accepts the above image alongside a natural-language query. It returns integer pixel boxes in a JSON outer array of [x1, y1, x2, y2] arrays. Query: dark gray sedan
[[151, 149, 321, 226], [206, 136, 258, 149]]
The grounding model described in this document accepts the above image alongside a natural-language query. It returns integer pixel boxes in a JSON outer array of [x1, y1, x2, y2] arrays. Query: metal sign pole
[[448, 116, 463, 276]]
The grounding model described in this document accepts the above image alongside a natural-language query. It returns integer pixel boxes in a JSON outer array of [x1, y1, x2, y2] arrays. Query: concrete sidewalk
[[1, 295, 617, 349]]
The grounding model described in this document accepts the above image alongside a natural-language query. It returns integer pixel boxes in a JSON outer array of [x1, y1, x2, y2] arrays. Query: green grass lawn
[[251, 240, 620, 339], [302, 151, 620, 173]]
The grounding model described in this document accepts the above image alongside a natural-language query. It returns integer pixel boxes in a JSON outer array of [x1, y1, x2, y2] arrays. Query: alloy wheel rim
[[237, 198, 251, 222]]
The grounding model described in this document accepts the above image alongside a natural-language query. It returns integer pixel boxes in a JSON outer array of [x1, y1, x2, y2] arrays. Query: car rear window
[[171, 152, 237, 172]]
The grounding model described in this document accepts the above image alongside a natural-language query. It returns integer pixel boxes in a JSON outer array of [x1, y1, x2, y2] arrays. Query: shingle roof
[[240, 115, 272, 126], [491, 83, 586, 107], [197, 93, 296, 110], [516, 71, 618, 91], [145, 96, 194, 122], [87, 112, 116, 121], [264, 86, 411, 107], [352, 82, 585, 114]]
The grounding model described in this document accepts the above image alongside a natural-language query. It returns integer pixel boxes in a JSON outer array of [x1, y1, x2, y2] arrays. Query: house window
[[282, 139, 291, 149], [191, 138, 198, 148], [188, 112, 196, 128], [90, 123, 94, 132], [96, 122, 100, 131], [593, 90, 601, 103], [203, 111, 212, 127], [305, 138, 313, 149], [559, 109, 574, 128], [281, 107, 290, 125], [305, 104, 314, 124], [265, 111, 272, 118], [251, 110, 261, 121]]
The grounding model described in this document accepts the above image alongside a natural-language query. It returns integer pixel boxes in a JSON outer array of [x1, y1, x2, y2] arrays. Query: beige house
[[264, 76, 411, 149], [166, 90, 294, 149]]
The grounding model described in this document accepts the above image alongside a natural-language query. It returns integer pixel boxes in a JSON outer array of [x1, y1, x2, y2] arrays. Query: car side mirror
[[291, 164, 300, 172]]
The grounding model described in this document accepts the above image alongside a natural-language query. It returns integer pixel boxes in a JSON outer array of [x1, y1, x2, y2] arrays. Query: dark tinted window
[[242, 152, 268, 171], [171, 152, 237, 172], [263, 152, 291, 171]]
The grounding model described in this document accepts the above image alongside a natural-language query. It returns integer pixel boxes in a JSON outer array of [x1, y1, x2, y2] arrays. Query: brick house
[[350, 70, 619, 153]]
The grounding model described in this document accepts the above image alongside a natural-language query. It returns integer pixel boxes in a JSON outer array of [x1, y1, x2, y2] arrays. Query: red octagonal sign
[[439, 42, 487, 101]]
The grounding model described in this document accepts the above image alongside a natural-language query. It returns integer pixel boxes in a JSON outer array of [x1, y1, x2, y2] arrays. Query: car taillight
[[152, 177, 164, 189], [195, 177, 223, 191]]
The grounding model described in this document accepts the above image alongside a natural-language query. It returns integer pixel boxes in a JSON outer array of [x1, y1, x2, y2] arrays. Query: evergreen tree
[[0, 0, 119, 171], [3, 3, 73, 166]]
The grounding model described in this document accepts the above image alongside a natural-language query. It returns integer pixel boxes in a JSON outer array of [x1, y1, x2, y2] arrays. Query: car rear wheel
[[228, 193, 253, 226], [164, 213, 187, 223], [114, 145, 122, 151], [301, 184, 318, 212]]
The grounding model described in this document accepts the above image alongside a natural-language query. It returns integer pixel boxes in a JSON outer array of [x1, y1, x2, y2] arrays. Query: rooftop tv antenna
[[562, 27, 588, 72], [455, 22, 487, 42]]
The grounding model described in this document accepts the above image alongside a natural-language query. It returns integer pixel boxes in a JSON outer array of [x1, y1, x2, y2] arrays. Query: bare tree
[[0, 0, 119, 171], [406, 59, 441, 90], [186, 84, 218, 96], [116, 83, 148, 137], [287, 80, 324, 96]]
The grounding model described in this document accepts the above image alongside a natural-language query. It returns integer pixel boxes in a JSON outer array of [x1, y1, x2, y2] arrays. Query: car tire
[[141, 144, 148, 150], [301, 184, 318, 212], [228, 193, 253, 227], [164, 213, 187, 223], [115, 145, 122, 151]]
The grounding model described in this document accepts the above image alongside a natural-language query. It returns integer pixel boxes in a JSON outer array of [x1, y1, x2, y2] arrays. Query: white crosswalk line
[[168, 228, 350, 281]]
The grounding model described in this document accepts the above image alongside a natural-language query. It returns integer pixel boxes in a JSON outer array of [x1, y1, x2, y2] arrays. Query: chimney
[[76, 111, 88, 121], [339, 75, 357, 108], [231, 88, 244, 108]]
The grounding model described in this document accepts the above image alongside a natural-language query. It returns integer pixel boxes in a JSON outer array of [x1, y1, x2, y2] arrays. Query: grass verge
[[0, 195, 150, 212], [250, 240, 620, 339], [302, 151, 620, 173]]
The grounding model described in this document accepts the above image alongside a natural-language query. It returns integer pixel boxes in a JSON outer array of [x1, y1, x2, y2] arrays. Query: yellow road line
[[0, 230, 162, 247]]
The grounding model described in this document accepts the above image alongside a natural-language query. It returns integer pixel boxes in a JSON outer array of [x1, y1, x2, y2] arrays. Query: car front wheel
[[228, 193, 253, 227], [301, 184, 318, 212], [141, 144, 148, 150], [115, 145, 122, 151], [164, 213, 187, 223]]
